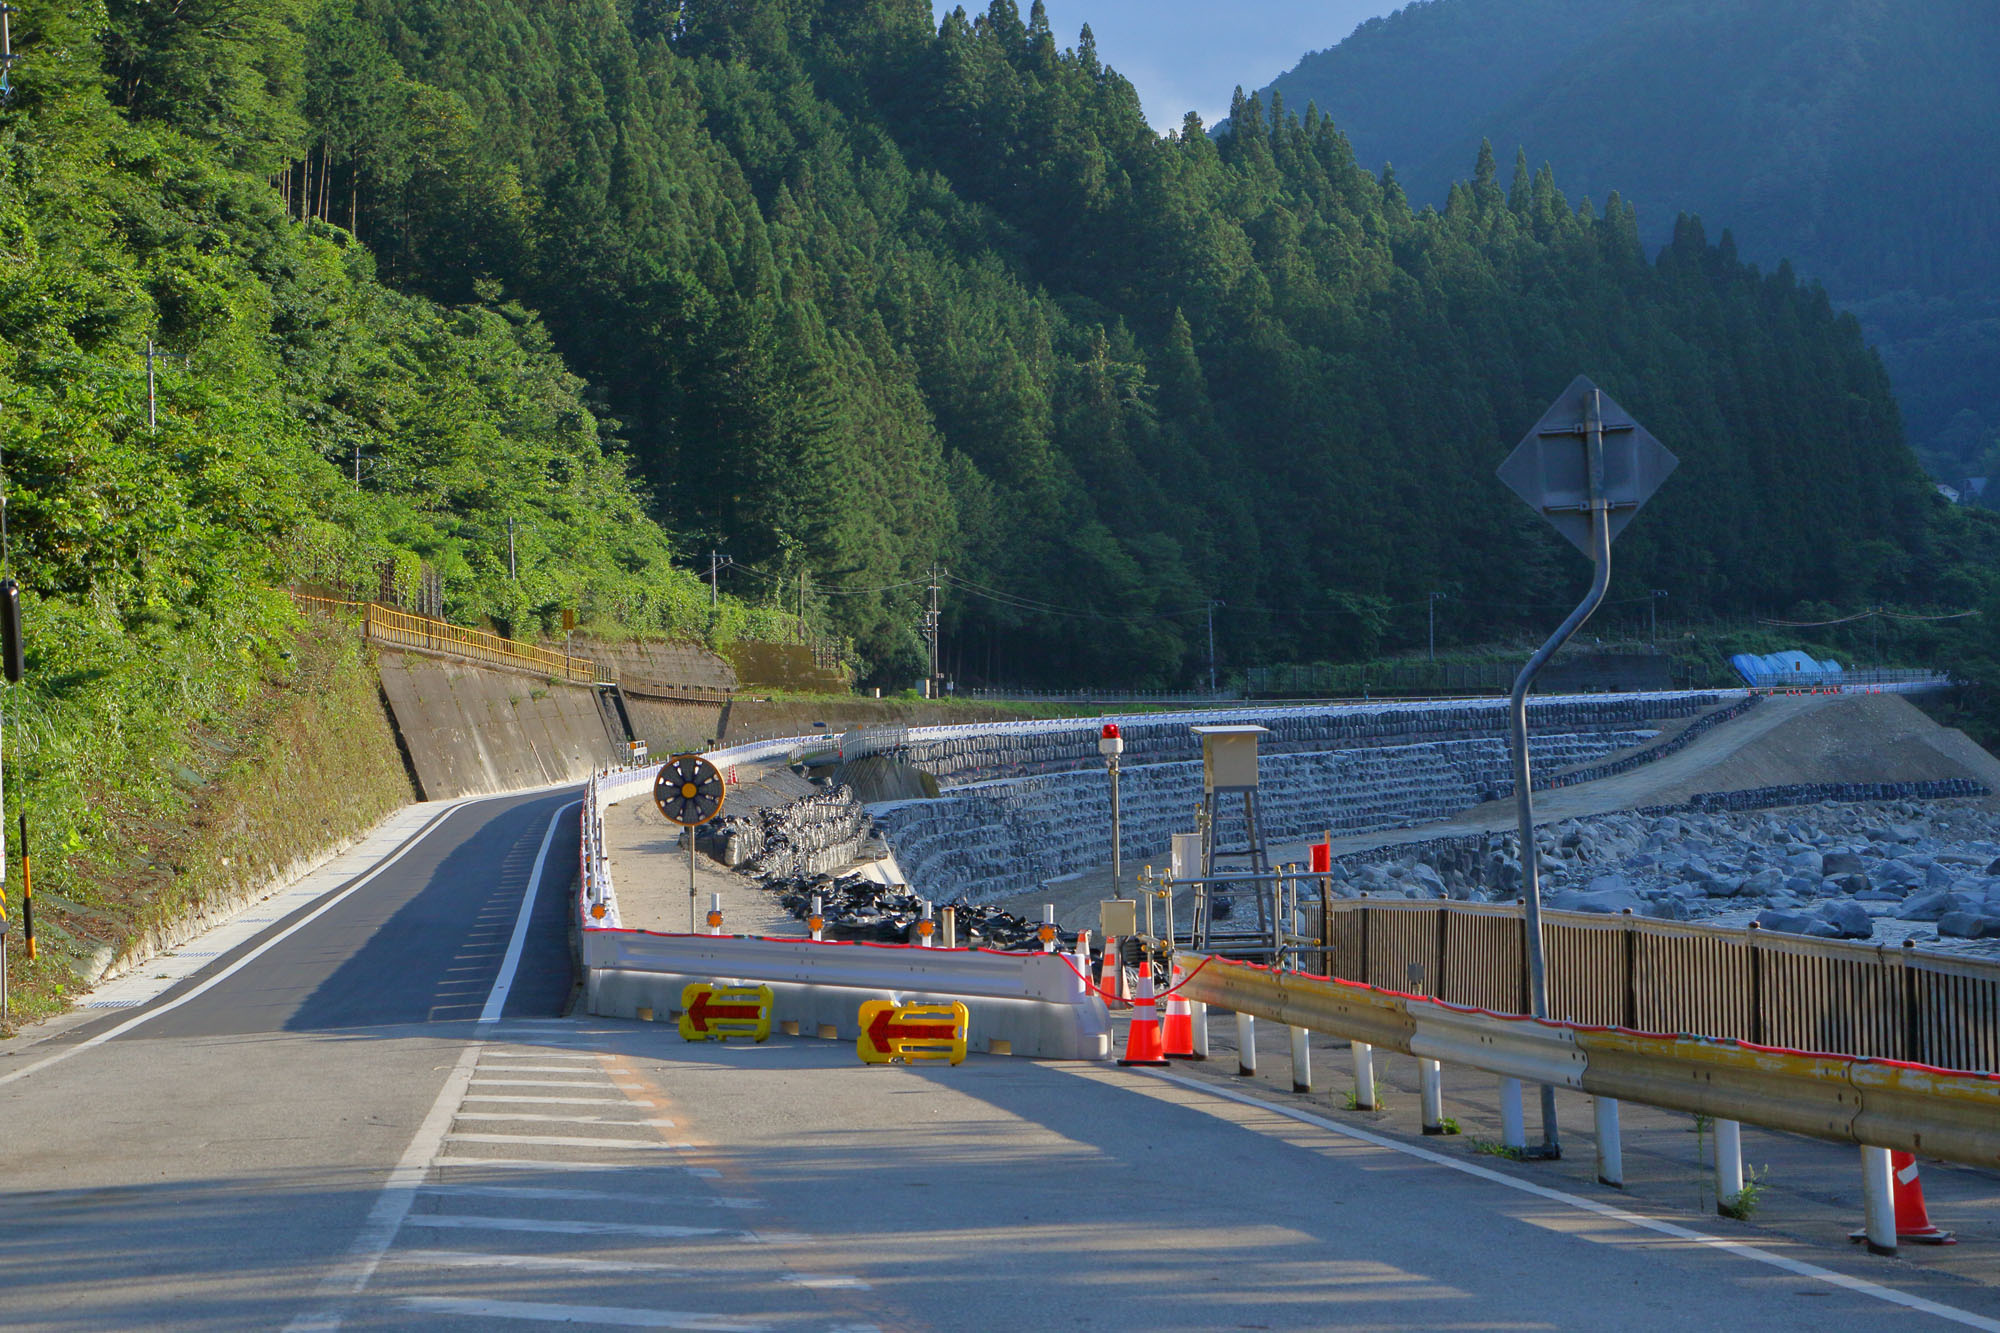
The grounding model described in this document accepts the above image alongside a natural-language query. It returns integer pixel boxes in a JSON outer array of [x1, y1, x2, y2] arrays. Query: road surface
[[4, 783, 1999, 1330]]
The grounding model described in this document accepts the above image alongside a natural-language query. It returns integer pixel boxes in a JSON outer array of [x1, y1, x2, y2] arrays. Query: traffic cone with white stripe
[[1117, 969, 1170, 1066], [1161, 963, 1197, 1058], [1852, 1152, 1957, 1247], [1098, 935, 1128, 1006]]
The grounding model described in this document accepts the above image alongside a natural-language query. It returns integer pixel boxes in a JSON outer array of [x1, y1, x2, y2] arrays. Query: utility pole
[[1206, 599, 1223, 695], [0, 3, 18, 107], [1428, 591, 1447, 661], [353, 443, 362, 487], [144, 339, 157, 434], [506, 516, 517, 580], [925, 567, 942, 698], [706, 552, 730, 608]]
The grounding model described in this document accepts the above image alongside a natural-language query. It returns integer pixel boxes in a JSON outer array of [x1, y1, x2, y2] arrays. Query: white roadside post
[[1500, 1078, 1527, 1152], [707, 892, 723, 936], [1860, 1146, 1897, 1255], [1236, 1012, 1257, 1076], [1289, 1026, 1312, 1093], [1190, 999, 1210, 1058], [1420, 1059, 1445, 1134], [809, 893, 824, 943], [1594, 1097, 1625, 1187], [1714, 1118, 1744, 1213], [1350, 1041, 1375, 1109]]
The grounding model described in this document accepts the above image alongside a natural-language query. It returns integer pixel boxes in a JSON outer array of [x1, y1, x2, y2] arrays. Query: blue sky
[[929, 1, 1401, 130]]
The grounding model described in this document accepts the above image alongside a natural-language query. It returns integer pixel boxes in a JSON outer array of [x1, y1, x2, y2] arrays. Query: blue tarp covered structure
[[1730, 650, 1843, 686]]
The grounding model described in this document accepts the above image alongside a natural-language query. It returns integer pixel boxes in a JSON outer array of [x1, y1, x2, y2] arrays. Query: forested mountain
[[0, 0, 757, 906], [1258, 0, 2000, 483], [283, 0, 1953, 685]]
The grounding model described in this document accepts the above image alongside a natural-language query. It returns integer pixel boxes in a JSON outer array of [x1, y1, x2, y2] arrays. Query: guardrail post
[[1350, 1040, 1375, 1109], [809, 894, 824, 943], [1714, 1118, 1743, 1213], [1289, 1025, 1312, 1093], [1420, 1058, 1444, 1134], [1860, 1146, 1897, 1255], [1190, 1000, 1210, 1058], [1593, 1097, 1623, 1187], [1500, 1078, 1527, 1151], [1236, 1012, 1257, 1076]]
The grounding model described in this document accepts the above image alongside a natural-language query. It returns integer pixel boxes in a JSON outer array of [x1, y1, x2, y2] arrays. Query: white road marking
[[450, 1104, 676, 1112], [471, 1063, 612, 1073], [461, 1094, 634, 1106], [394, 1297, 767, 1331], [283, 1041, 485, 1331], [391, 1249, 697, 1276], [419, 1184, 761, 1209], [443, 1132, 692, 1151], [480, 1051, 601, 1060], [468, 1078, 619, 1089], [1, 801, 473, 1090], [429, 1155, 721, 1177], [780, 1275, 872, 1291], [1142, 1069, 2000, 1333], [478, 800, 580, 1024], [402, 1215, 740, 1241]]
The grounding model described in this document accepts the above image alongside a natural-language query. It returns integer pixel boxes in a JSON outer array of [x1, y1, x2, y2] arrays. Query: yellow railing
[[291, 593, 597, 684]]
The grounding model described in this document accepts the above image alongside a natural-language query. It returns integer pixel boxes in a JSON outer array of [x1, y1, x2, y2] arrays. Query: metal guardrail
[[292, 592, 597, 683], [1173, 953, 2000, 1169]]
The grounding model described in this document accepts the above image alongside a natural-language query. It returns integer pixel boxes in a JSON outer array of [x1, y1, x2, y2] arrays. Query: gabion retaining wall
[[897, 693, 1735, 788], [874, 730, 1653, 904]]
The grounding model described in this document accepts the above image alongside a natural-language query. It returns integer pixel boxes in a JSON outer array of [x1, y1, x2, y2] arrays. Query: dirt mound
[[1646, 693, 2000, 805]]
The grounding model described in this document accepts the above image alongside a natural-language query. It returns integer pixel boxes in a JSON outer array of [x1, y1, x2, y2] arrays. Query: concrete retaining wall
[[377, 650, 624, 799]]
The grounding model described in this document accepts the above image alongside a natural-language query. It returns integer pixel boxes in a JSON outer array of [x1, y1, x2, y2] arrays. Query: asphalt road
[[6, 783, 2000, 1331]]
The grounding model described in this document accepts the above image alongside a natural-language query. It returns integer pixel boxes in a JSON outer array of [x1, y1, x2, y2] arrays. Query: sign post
[[653, 754, 727, 933], [1496, 376, 1677, 1158], [1099, 724, 1124, 899]]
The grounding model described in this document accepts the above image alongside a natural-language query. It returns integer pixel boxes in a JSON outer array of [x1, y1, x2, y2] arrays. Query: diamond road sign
[[1497, 375, 1677, 558]]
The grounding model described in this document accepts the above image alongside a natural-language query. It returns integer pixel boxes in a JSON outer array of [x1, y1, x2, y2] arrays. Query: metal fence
[[1311, 897, 2000, 1074], [292, 592, 598, 684]]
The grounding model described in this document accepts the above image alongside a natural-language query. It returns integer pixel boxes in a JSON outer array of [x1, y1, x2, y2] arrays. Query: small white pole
[[1289, 1026, 1312, 1093], [708, 892, 723, 936], [1860, 1145, 1897, 1255], [810, 893, 823, 943], [1714, 1118, 1744, 1212], [1190, 1000, 1210, 1059], [1350, 1040, 1375, 1109], [1420, 1058, 1444, 1134], [1594, 1097, 1624, 1187], [1071, 930, 1091, 998], [920, 901, 935, 948], [1041, 903, 1056, 953], [1235, 1012, 1257, 1076], [1500, 1078, 1527, 1150]]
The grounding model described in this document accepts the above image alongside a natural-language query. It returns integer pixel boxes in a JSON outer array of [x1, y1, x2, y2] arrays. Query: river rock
[[1550, 887, 1646, 915], [1938, 912, 2000, 940], [1925, 862, 1957, 891], [1755, 909, 1840, 939], [1818, 900, 1876, 939], [1821, 850, 1868, 876], [1898, 889, 1971, 922], [1870, 859, 1924, 891]]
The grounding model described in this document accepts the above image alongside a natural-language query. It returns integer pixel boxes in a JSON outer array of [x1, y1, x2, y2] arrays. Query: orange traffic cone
[[1098, 936, 1127, 1005], [1857, 1152, 1957, 1246], [1118, 970, 1170, 1066], [1161, 966, 1196, 1058]]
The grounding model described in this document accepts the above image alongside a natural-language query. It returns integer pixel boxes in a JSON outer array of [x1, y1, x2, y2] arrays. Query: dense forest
[[259, 0, 1961, 687], [1258, 0, 2000, 483]]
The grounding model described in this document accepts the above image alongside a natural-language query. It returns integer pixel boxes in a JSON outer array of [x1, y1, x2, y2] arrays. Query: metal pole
[[1508, 387, 1615, 1159], [688, 831, 697, 933], [507, 517, 517, 580], [1207, 601, 1221, 694], [1109, 754, 1122, 900], [145, 339, 157, 433]]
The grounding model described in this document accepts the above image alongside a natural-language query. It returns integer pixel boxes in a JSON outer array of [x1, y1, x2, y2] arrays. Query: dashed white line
[[453, 1112, 679, 1127], [461, 1093, 635, 1106], [419, 1184, 761, 1209], [401, 1215, 740, 1241], [443, 1132, 691, 1151]]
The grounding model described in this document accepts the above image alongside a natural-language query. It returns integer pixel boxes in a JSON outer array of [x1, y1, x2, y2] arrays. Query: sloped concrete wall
[[377, 650, 624, 799]]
